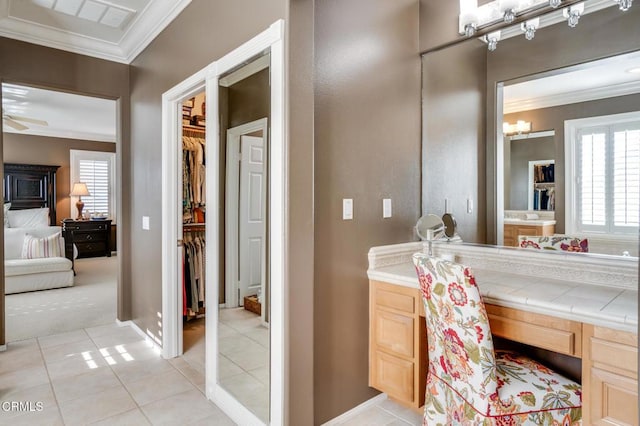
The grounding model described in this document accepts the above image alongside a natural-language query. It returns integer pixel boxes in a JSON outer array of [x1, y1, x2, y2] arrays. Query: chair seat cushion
[[489, 350, 581, 419]]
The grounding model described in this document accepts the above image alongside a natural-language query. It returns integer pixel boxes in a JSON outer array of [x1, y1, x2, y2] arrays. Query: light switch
[[342, 199, 353, 220], [142, 216, 150, 230], [467, 198, 473, 214], [383, 198, 392, 218]]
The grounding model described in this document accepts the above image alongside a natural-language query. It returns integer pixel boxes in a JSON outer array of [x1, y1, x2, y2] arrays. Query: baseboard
[[117, 319, 163, 355], [321, 393, 388, 425], [0, 344, 6, 352]]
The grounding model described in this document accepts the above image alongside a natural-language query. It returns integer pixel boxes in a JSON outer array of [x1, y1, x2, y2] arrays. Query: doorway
[[1, 83, 120, 343], [161, 20, 285, 425]]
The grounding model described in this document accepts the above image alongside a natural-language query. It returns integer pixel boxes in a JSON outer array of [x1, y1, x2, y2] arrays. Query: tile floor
[[0, 323, 234, 425], [0, 314, 419, 425]]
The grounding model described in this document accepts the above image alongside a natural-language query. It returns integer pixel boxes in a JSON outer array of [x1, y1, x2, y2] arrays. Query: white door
[[238, 135, 266, 304]]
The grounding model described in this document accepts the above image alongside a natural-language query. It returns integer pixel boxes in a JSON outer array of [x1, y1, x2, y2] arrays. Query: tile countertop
[[503, 218, 556, 226], [368, 261, 638, 334]]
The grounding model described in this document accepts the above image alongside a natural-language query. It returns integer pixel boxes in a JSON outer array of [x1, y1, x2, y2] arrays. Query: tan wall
[[3, 133, 116, 224], [0, 36, 130, 345], [314, 0, 422, 422]]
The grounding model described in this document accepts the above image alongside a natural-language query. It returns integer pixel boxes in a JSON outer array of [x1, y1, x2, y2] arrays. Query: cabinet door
[[374, 310, 414, 358], [590, 367, 638, 425], [371, 351, 414, 403]]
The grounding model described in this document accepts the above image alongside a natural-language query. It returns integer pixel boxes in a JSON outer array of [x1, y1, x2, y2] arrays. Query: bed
[[4, 163, 74, 294]]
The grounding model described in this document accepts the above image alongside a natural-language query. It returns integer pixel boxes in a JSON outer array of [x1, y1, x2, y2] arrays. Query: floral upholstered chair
[[518, 235, 589, 253], [412, 253, 582, 425]]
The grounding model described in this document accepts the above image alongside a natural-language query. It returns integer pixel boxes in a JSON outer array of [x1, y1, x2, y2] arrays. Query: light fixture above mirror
[[460, 0, 633, 50]]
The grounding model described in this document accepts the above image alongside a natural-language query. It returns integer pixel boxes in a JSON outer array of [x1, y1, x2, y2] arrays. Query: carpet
[[5, 256, 117, 342]]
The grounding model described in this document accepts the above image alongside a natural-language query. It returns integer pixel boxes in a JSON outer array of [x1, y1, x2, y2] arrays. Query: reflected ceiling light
[[500, 0, 519, 23], [484, 30, 502, 51], [563, 2, 584, 27], [614, 0, 633, 10], [521, 17, 540, 40], [503, 120, 532, 135], [627, 67, 640, 74]]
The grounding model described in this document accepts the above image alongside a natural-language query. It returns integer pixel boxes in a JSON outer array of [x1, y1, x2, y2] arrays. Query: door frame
[[161, 20, 285, 425], [225, 118, 268, 323]]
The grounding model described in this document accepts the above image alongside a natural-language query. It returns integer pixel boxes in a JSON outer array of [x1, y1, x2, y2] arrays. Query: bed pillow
[[3, 203, 10, 227], [8, 207, 50, 228], [21, 232, 65, 259]]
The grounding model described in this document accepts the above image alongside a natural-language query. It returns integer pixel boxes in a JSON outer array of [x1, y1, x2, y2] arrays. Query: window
[[70, 150, 116, 222], [566, 113, 639, 236]]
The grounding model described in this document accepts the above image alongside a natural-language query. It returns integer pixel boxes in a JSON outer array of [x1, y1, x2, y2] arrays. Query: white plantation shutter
[[574, 121, 639, 235], [70, 150, 116, 222], [613, 126, 640, 229], [79, 159, 110, 215]]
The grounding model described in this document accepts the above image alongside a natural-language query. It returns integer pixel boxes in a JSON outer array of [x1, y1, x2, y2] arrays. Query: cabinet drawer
[[376, 288, 415, 314], [375, 310, 414, 358], [487, 305, 581, 357], [64, 222, 109, 231], [73, 232, 107, 242], [372, 351, 414, 403], [591, 337, 638, 377], [76, 242, 107, 255]]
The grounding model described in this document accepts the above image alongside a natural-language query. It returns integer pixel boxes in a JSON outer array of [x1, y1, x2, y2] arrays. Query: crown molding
[[0, 0, 191, 64], [504, 80, 640, 113], [3, 127, 116, 143]]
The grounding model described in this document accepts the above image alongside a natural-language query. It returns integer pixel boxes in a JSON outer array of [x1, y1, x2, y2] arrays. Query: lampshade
[[70, 182, 90, 197]]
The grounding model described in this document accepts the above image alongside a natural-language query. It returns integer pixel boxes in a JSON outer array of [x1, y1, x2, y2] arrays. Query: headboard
[[3, 163, 59, 226]]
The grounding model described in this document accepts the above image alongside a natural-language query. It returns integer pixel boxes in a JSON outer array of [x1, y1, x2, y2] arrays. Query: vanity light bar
[[503, 120, 532, 134]]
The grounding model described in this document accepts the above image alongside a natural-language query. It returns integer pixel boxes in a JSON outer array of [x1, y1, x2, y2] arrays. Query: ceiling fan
[[2, 113, 48, 131]]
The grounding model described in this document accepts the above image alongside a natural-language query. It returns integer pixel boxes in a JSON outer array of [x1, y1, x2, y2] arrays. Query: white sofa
[[4, 226, 74, 294]]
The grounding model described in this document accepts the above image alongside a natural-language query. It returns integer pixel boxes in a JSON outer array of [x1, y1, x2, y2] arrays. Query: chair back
[[412, 253, 496, 412], [518, 235, 589, 252]]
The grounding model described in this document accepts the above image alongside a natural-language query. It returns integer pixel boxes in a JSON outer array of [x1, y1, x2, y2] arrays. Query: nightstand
[[62, 219, 112, 271]]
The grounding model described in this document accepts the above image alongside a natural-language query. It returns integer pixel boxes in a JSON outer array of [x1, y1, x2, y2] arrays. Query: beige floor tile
[[225, 316, 263, 333], [243, 327, 270, 348], [111, 355, 174, 384], [89, 408, 152, 426], [378, 399, 422, 425], [0, 364, 50, 392], [38, 329, 90, 349], [84, 322, 124, 339], [218, 334, 261, 357], [1, 408, 64, 426], [170, 357, 206, 389], [218, 354, 244, 380], [187, 412, 237, 425], [111, 340, 163, 362], [45, 350, 110, 380], [217, 322, 237, 338], [247, 365, 269, 385], [58, 385, 137, 426], [224, 344, 268, 371], [220, 372, 269, 421], [125, 369, 196, 406], [339, 406, 400, 426], [40, 338, 99, 364], [219, 307, 258, 322], [90, 327, 144, 349], [0, 383, 57, 420], [0, 340, 45, 374], [140, 388, 223, 425], [51, 366, 122, 403]]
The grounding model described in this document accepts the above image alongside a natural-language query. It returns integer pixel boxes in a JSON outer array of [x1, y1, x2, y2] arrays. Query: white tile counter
[[368, 242, 638, 334]]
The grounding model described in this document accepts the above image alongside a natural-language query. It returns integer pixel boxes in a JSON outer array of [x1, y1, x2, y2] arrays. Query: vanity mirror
[[422, 0, 639, 257]]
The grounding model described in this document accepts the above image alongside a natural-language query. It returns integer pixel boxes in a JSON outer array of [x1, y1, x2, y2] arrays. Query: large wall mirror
[[422, 0, 640, 258]]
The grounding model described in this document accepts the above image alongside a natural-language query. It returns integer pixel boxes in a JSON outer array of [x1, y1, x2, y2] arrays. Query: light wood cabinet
[[369, 281, 426, 409], [583, 324, 638, 426], [503, 223, 554, 246]]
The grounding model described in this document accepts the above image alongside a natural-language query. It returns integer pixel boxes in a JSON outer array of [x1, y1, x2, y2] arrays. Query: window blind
[[613, 128, 640, 228], [79, 159, 110, 215]]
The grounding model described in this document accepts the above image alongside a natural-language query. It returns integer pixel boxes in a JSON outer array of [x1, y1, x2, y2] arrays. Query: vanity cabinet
[[369, 280, 426, 409], [583, 324, 638, 425], [503, 223, 554, 246]]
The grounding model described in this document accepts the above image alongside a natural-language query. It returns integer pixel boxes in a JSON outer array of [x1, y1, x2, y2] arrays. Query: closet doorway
[[1, 83, 121, 343]]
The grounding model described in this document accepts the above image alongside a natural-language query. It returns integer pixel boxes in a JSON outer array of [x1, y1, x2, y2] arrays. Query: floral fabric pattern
[[412, 253, 582, 425], [518, 235, 589, 253]]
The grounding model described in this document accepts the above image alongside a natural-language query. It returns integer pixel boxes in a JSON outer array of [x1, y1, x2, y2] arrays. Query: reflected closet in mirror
[[218, 52, 271, 423]]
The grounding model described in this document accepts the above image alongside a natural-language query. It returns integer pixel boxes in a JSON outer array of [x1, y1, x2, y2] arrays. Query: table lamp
[[70, 182, 90, 220]]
